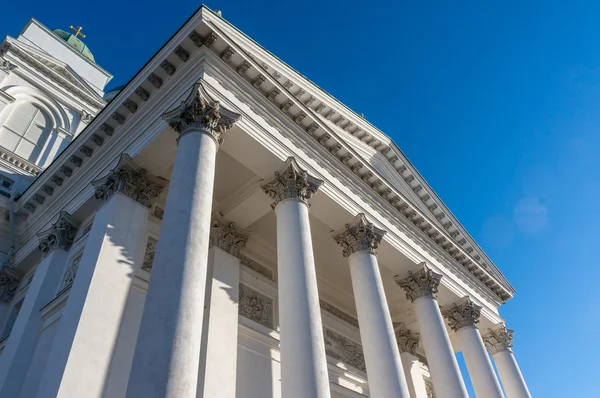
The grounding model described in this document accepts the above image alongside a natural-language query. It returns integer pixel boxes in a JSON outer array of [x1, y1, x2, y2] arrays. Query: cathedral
[[0, 6, 531, 398]]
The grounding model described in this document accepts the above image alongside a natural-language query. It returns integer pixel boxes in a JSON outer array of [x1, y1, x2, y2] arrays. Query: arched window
[[0, 103, 52, 163]]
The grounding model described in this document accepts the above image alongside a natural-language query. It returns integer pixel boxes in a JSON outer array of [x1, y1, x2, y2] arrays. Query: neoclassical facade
[[0, 7, 531, 398]]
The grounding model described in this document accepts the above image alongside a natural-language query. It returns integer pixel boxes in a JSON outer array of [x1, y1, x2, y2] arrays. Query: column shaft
[[126, 130, 217, 398], [348, 251, 410, 397], [275, 199, 331, 398], [493, 350, 531, 398], [414, 296, 469, 398], [0, 249, 67, 397], [36, 192, 149, 398], [458, 326, 504, 398]]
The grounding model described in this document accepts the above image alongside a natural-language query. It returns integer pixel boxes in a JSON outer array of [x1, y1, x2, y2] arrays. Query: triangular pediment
[[194, 8, 513, 301], [3, 37, 106, 109]]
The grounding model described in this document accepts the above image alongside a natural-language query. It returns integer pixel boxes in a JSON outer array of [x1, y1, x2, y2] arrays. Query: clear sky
[[3, 1, 599, 396]]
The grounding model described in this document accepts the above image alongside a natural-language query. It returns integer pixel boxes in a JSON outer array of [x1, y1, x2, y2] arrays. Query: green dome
[[52, 29, 95, 62]]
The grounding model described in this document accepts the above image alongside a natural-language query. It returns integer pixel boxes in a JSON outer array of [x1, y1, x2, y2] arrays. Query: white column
[[126, 82, 240, 398], [332, 214, 410, 398], [199, 214, 249, 398], [0, 212, 76, 397], [36, 155, 164, 398], [443, 297, 504, 398], [395, 324, 430, 398], [396, 264, 469, 398], [484, 325, 532, 398], [262, 158, 331, 398]]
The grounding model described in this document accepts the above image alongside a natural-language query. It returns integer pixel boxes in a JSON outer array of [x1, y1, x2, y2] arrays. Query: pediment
[[196, 10, 513, 300], [2, 38, 106, 109]]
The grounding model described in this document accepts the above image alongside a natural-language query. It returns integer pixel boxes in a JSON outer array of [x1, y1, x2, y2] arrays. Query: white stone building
[[0, 6, 531, 398]]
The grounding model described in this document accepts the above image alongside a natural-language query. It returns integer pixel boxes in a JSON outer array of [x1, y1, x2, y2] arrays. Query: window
[[0, 103, 52, 163]]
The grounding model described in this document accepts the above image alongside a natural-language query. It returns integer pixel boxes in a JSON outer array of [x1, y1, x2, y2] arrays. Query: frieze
[[141, 237, 157, 272], [209, 212, 249, 258], [239, 283, 273, 328], [323, 328, 366, 372], [240, 255, 273, 280], [320, 300, 359, 328], [61, 254, 82, 289]]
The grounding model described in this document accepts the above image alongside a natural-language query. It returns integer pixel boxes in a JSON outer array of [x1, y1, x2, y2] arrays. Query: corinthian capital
[[394, 323, 420, 355], [261, 157, 323, 209], [162, 80, 241, 145], [209, 212, 250, 258], [442, 297, 481, 332], [37, 211, 78, 257], [93, 154, 166, 208], [483, 324, 514, 355], [0, 266, 20, 303], [332, 214, 386, 257], [395, 263, 442, 302]]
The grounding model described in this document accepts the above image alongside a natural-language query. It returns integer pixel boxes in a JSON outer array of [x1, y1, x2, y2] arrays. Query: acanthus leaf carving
[[37, 211, 78, 257], [209, 212, 249, 258], [483, 324, 514, 355], [395, 263, 442, 302], [394, 323, 420, 355], [442, 297, 481, 332], [92, 154, 166, 208], [162, 80, 241, 145], [332, 213, 385, 258], [261, 157, 323, 209]]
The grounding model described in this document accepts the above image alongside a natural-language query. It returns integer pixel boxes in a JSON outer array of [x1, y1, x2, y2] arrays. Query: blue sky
[[3, 0, 599, 396]]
